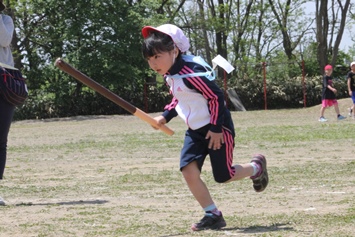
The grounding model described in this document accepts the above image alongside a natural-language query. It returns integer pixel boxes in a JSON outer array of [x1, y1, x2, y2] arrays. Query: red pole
[[301, 60, 306, 108], [224, 70, 228, 108], [263, 62, 267, 110]]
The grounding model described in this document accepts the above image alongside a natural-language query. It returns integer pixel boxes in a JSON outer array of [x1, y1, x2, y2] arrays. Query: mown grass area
[[0, 100, 354, 237]]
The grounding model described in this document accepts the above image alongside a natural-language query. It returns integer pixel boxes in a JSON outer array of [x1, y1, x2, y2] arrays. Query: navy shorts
[[180, 117, 236, 183], [351, 92, 355, 104]]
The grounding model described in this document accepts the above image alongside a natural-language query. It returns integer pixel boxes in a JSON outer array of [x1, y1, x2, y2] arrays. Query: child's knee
[[214, 176, 230, 183], [181, 167, 199, 182]]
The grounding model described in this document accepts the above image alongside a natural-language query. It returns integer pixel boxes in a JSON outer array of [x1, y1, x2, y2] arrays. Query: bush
[[13, 74, 349, 120], [228, 75, 348, 111]]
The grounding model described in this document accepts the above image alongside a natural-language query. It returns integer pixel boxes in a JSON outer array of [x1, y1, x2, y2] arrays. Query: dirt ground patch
[[0, 99, 354, 237]]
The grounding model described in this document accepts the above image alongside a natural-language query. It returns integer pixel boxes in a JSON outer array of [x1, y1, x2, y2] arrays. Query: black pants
[[0, 97, 15, 179]]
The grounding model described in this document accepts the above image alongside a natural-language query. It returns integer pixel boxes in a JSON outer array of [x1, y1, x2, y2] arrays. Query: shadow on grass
[[224, 222, 294, 233], [15, 199, 108, 206], [159, 233, 192, 237], [158, 223, 294, 237]]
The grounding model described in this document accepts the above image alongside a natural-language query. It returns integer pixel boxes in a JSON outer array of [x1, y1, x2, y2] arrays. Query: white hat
[[142, 24, 190, 53], [351, 62, 355, 67]]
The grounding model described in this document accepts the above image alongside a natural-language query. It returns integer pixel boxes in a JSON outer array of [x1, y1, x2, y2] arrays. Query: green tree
[[267, 0, 313, 61], [5, 0, 354, 118], [315, 0, 351, 74], [12, 0, 149, 119]]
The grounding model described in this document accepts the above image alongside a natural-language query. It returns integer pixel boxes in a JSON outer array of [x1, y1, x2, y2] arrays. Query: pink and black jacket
[[162, 55, 232, 134]]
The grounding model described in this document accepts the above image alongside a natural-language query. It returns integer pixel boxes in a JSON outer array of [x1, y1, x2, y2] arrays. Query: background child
[[346, 62, 355, 118], [141, 24, 268, 231], [319, 65, 346, 122], [0, 0, 16, 206]]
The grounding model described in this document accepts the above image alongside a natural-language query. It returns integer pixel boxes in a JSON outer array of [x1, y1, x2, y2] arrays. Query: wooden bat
[[54, 58, 174, 136]]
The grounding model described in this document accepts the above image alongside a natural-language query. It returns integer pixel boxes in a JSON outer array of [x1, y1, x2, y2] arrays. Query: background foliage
[[2, 0, 354, 120]]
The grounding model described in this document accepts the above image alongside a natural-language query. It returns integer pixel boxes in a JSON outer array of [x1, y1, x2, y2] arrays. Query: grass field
[[0, 99, 354, 237]]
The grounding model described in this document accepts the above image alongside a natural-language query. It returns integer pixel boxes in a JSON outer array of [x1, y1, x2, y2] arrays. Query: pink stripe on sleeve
[[164, 97, 179, 111]]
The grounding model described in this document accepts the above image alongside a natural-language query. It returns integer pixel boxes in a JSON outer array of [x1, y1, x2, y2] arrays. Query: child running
[[141, 24, 268, 231], [319, 64, 346, 122], [347, 62, 355, 118]]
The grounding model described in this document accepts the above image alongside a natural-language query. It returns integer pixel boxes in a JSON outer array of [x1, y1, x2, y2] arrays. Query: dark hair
[[142, 31, 176, 59], [0, 0, 5, 12]]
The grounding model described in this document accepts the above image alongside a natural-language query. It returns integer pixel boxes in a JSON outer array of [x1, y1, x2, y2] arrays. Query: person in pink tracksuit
[[141, 24, 269, 231]]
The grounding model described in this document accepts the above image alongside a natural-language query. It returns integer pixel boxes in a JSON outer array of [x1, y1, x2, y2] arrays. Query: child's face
[[147, 50, 177, 76], [351, 65, 355, 71], [325, 68, 332, 75]]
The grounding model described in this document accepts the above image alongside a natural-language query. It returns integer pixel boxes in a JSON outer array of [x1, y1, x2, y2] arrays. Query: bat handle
[[159, 125, 174, 136], [134, 109, 174, 136]]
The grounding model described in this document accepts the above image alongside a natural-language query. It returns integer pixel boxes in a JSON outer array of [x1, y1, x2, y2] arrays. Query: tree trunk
[[330, 0, 351, 67], [315, 0, 350, 74], [197, 0, 212, 63], [315, 0, 329, 74]]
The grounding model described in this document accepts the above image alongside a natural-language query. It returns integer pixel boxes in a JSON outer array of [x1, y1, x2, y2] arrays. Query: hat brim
[[142, 26, 174, 40], [142, 26, 160, 38]]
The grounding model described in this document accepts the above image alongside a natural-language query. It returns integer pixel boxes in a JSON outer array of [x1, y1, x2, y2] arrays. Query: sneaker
[[337, 115, 346, 120], [0, 196, 5, 206], [191, 213, 226, 231], [250, 154, 268, 192], [319, 117, 328, 122]]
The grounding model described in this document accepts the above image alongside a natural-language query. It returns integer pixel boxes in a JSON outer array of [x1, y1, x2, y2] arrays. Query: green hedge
[[12, 76, 349, 120], [226, 75, 348, 110]]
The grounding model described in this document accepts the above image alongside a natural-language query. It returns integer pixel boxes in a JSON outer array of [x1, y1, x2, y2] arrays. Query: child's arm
[[324, 76, 337, 94], [327, 84, 337, 94], [0, 15, 14, 47], [152, 97, 178, 130], [348, 77, 352, 96], [152, 115, 167, 130], [161, 97, 178, 123], [205, 130, 224, 150]]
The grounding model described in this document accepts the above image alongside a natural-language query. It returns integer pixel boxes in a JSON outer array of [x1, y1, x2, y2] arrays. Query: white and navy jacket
[[162, 55, 229, 133]]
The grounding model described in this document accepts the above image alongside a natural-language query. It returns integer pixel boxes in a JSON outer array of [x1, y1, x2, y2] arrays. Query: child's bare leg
[[228, 164, 254, 182], [229, 154, 268, 192], [334, 104, 340, 115], [320, 106, 326, 117], [182, 161, 227, 231], [181, 161, 213, 208]]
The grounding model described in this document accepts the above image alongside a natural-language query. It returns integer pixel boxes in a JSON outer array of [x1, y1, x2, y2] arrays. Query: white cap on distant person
[[142, 24, 190, 53], [351, 62, 355, 67]]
